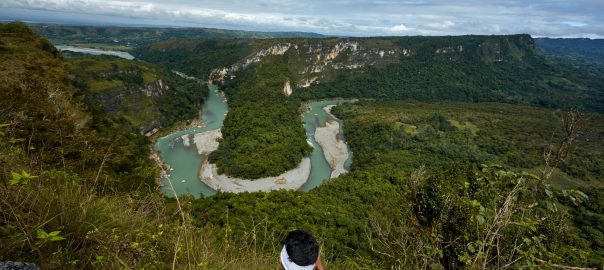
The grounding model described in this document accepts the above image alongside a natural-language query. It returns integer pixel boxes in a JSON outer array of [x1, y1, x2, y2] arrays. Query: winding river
[[155, 85, 352, 198], [53, 45, 352, 196]]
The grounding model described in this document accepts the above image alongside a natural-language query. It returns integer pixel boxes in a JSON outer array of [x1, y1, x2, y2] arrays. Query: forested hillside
[[296, 35, 604, 113], [2, 22, 604, 269], [0, 21, 298, 269], [66, 55, 206, 134], [139, 34, 604, 179], [139, 35, 604, 113], [194, 100, 604, 268], [208, 55, 313, 178]]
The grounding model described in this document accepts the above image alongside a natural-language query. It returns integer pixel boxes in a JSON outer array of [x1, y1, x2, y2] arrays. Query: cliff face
[[94, 78, 170, 134], [142, 34, 603, 112], [66, 57, 176, 134], [209, 35, 540, 95], [210, 40, 400, 89]]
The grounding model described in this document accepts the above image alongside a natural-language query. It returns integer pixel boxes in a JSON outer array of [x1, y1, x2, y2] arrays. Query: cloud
[[427, 20, 455, 30], [390, 24, 411, 32], [1, 0, 603, 37]]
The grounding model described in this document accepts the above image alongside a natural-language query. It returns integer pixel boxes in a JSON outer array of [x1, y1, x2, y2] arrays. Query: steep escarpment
[[151, 34, 603, 179], [143, 34, 602, 112], [67, 56, 207, 135], [0, 22, 160, 192], [209, 40, 400, 88], [297, 35, 604, 113]]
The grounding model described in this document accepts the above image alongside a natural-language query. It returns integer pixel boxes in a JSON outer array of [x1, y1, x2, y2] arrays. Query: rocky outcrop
[[209, 40, 400, 87], [193, 129, 222, 155], [300, 41, 398, 76], [210, 43, 294, 81], [436, 45, 464, 54], [0, 261, 40, 270], [283, 80, 292, 96], [142, 79, 169, 97], [297, 76, 318, 88]]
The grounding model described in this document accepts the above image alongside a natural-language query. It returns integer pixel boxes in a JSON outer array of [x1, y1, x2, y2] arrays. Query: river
[[55, 45, 135, 60], [155, 84, 351, 198]]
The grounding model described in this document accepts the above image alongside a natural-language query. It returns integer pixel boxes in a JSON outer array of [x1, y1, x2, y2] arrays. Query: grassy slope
[[0, 22, 292, 269], [66, 54, 209, 133], [66, 56, 163, 130]]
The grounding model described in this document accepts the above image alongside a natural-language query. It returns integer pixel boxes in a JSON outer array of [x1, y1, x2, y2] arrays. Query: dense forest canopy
[[144, 34, 604, 179], [208, 55, 312, 178], [136, 34, 604, 113], [1, 22, 604, 269]]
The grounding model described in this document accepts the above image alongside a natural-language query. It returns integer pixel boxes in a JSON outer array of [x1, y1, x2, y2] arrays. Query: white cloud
[[427, 20, 455, 30], [1, 0, 603, 37], [390, 24, 410, 32]]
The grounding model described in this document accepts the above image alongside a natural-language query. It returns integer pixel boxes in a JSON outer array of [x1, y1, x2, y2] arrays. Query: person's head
[[280, 230, 319, 269]]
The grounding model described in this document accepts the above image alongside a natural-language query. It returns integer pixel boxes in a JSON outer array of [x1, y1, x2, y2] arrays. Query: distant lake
[[55, 45, 135, 60]]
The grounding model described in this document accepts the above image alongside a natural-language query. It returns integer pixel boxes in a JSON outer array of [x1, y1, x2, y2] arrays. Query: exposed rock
[[193, 129, 222, 155], [182, 134, 191, 147], [297, 77, 318, 88], [209, 40, 400, 86], [283, 80, 292, 96], [436, 45, 464, 54], [0, 261, 40, 270], [200, 157, 311, 193], [144, 127, 159, 137], [210, 43, 293, 81], [172, 70, 199, 81]]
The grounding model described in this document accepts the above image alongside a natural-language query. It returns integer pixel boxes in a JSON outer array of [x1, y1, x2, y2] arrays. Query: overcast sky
[[1, 0, 603, 38]]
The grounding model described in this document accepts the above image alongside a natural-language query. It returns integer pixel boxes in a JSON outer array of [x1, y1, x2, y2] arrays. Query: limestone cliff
[[209, 40, 400, 88]]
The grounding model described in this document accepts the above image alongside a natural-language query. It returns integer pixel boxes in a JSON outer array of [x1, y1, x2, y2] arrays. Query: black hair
[[284, 230, 319, 266]]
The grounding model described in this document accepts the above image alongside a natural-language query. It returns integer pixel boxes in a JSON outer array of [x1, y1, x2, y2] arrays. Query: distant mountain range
[[27, 23, 326, 48], [535, 38, 604, 71]]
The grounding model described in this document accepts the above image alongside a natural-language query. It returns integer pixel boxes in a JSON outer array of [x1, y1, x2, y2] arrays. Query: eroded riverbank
[[314, 105, 349, 178], [155, 84, 353, 197]]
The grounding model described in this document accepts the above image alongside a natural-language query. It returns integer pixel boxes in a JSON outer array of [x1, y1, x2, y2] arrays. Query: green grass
[[88, 79, 124, 93], [397, 122, 419, 135], [141, 70, 156, 84], [448, 119, 479, 135]]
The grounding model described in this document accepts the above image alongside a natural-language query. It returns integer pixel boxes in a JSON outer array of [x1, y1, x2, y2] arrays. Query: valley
[[1, 21, 604, 269]]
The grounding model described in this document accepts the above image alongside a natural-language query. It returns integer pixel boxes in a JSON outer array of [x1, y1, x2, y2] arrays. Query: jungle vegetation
[[208, 55, 312, 179], [1, 22, 603, 269], [66, 55, 207, 133]]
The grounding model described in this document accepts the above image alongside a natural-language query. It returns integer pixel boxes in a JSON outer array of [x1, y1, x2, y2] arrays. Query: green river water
[[156, 85, 351, 198]]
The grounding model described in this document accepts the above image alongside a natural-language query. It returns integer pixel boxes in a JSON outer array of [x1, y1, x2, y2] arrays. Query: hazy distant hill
[[536, 38, 604, 65], [28, 23, 325, 49]]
